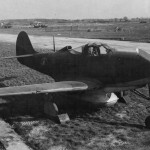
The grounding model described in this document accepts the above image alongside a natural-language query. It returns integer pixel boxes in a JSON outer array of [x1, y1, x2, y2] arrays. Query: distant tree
[[123, 16, 129, 22], [114, 18, 119, 22]]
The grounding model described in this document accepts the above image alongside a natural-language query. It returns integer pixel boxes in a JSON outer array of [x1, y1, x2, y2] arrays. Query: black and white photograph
[[0, 0, 149, 149]]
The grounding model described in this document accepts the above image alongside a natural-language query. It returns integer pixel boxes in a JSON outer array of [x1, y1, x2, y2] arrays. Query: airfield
[[1, 32, 150, 52], [0, 26, 150, 150]]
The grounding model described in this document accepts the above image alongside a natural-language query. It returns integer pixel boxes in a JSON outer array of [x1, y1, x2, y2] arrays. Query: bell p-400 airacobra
[[0, 31, 150, 126]]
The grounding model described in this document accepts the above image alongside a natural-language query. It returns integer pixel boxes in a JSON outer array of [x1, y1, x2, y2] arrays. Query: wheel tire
[[145, 116, 150, 129]]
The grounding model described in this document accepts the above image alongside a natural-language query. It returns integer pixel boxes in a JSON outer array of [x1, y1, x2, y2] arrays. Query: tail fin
[[16, 31, 36, 56], [16, 31, 36, 66]]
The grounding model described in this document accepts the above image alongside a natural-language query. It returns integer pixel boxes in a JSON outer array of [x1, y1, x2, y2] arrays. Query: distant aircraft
[[1, 31, 150, 127], [33, 22, 47, 28], [1, 22, 12, 28]]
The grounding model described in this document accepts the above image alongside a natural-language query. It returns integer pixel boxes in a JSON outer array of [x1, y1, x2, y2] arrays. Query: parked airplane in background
[[33, 21, 47, 28], [1, 31, 150, 127]]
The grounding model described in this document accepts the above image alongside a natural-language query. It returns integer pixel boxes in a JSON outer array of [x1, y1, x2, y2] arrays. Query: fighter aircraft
[[1, 31, 150, 127]]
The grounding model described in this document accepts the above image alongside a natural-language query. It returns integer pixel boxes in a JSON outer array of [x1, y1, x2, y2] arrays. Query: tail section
[[16, 31, 37, 66], [16, 31, 36, 56]]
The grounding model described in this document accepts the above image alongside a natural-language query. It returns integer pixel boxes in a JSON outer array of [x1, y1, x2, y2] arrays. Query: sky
[[0, 0, 149, 20]]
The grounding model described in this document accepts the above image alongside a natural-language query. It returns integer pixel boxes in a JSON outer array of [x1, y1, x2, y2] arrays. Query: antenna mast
[[53, 35, 56, 52]]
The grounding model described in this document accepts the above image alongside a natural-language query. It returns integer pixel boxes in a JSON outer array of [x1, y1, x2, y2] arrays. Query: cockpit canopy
[[82, 43, 115, 56], [71, 43, 116, 56]]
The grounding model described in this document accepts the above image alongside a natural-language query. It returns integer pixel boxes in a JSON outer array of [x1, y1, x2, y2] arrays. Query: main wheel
[[145, 116, 150, 129]]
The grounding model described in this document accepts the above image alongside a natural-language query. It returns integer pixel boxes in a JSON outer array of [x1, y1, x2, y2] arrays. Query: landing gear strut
[[44, 94, 58, 116], [116, 91, 130, 104], [43, 93, 70, 123]]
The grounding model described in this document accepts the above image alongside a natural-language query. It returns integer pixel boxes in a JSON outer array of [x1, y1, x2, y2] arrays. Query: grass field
[[0, 23, 150, 149], [0, 21, 150, 43]]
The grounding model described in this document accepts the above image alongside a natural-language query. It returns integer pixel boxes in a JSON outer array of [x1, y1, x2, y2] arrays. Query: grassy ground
[[8, 90, 150, 150]]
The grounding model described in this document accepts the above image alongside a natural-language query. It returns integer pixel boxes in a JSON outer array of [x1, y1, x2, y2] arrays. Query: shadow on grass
[[0, 76, 17, 83], [85, 117, 146, 129]]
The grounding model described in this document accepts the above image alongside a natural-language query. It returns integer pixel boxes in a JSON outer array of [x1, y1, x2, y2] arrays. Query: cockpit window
[[82, 43, 114, 56], [70, 43, 115, 56], [100, 46, 107, 54], [82, 44, 100, 56], [87, 46, 100, 56]]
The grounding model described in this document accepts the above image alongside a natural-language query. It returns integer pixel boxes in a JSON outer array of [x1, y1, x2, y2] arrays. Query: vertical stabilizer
[[16, 31, 36, 66], [16, 31, 36, 56]]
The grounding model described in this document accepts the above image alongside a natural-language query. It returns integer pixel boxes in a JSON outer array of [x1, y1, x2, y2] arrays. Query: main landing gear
[[43, 93, 70, 123], [117, 88, 150, 129], [145, 116, 150, 129], [132, 87, 150, 129]]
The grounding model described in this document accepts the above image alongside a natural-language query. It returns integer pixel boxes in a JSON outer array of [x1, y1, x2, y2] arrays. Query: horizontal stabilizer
[[0, 81, 88, 97], [1, 54, 37, 59], [136, 48, 150, 62], [0, 52, 50, 59]]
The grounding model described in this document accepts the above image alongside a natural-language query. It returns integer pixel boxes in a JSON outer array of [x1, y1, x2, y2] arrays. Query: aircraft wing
[[0, 79, 141, 97], [0, 81, 95, 97]]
